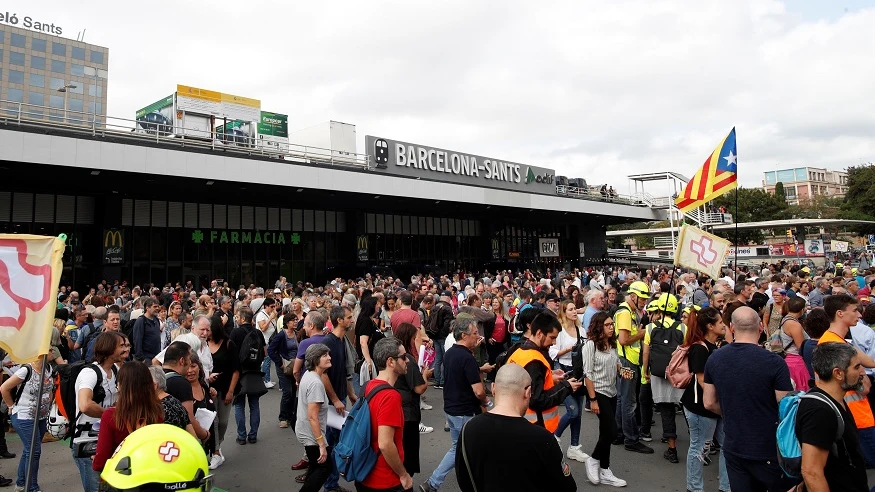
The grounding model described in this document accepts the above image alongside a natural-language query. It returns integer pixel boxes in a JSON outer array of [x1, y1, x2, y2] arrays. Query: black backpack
[[78, 323, 102, 360], [56, 361, 117, 439], [238, 328, 264, 365], [648, 320, 685, 378]]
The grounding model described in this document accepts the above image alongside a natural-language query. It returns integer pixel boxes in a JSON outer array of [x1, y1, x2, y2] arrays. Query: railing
[[684, 209, 734, 225], [653, 236, 677, 249], [0, 100, 372, 169], [556, 185, 648, 207]]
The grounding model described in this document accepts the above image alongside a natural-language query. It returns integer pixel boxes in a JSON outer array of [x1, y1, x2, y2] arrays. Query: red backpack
[[666, 342, 706, 390]]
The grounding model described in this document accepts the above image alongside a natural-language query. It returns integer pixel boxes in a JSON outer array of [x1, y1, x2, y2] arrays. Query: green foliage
[[788, 195, 843, 220], [710, 187, 789, 245], [840, 165, 875, 235], [635, 236, 654, 249], [774, 182, 786, 201]]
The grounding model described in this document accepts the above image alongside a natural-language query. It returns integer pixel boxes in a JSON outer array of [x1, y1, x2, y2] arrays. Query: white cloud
[[21, 0, 875, 191]]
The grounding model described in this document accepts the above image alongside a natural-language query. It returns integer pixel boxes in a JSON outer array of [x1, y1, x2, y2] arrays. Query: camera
[[72, 423, 99, 458]]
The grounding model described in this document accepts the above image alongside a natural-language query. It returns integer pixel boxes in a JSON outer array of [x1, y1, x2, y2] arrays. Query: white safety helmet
[[47, 402, 69, 439]]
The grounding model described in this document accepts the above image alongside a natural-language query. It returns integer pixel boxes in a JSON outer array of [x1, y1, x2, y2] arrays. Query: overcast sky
[[21, 0, 875, 194]]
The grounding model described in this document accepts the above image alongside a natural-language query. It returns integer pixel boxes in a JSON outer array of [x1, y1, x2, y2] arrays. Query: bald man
[[455, 364, 576, 492]]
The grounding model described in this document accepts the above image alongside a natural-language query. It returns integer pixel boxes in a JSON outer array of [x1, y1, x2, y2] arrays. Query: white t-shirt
[[256, 311, 276, 344], [10, 365, 53, 420], [74, 363, 118, 428], [549, 328, 581, 366]]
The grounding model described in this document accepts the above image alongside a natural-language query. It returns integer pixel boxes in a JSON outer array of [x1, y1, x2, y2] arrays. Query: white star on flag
[[723, 150, 737, 166]]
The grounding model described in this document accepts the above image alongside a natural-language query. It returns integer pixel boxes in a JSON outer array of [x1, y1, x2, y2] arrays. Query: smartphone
[[562, 370, 574, 378]]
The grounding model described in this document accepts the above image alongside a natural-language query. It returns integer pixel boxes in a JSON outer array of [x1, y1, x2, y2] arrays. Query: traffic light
[[786, 229, 793, 239]]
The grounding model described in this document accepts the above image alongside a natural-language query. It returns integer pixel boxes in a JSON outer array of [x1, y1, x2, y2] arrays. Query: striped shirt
[[581, 340, 619, 397]]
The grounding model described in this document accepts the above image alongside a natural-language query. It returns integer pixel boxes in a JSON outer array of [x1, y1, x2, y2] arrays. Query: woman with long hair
[[393, 322, 434, 477], [206, 316, 239, 470], [581, 311, 628, 487], [162, 301, 183, 350], [194, 294, 215, 318], [762, 288, 786, 341], [268, 311, 300, 429], [551, 299, 587, 463], [775, 297, 810, 390], [187, 352, 217, 455], [680, 307, 730, 492], [353, 296, 382, 395], [379, 293, 397, 337], [92, 362, 163, 473], [485, 297, 509, 366]]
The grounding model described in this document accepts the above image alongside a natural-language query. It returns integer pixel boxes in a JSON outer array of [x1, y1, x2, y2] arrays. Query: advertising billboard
[[135, 95, 174, 135], [176, 84, 261, 122]]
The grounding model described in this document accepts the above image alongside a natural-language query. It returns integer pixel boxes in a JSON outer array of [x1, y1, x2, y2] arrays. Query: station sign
[[539, 237, 560, 258], [366, 135, 556, 195]]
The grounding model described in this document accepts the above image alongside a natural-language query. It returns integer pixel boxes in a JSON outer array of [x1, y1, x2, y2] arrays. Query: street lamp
[[56, 84, 77, 123]]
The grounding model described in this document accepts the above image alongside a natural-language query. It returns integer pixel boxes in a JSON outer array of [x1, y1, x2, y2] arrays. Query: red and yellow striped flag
[[675, 128, 738, 213]]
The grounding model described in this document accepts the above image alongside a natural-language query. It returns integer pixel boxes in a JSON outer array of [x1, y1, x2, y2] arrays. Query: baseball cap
[[273, 288, 281, 294], [545, 293, 560, 302]]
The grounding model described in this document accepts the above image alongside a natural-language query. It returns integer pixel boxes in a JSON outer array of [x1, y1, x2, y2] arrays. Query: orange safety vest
[[508, 346, 560, 432], [818, 331, 875, 428]]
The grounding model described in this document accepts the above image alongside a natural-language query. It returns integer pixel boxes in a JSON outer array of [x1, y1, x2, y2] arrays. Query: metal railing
[[556, 185, 648, 207], [653, 236, 677, 249], [684, 209, 734, 225], [0, 100, 372, 169]]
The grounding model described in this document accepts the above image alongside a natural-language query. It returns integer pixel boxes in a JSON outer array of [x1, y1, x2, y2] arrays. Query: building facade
[[762, 167, 848, 205], [0, 23, 108, 124]]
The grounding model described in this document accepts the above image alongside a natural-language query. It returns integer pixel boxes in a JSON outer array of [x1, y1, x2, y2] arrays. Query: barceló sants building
[[0, 102, 659, 289]]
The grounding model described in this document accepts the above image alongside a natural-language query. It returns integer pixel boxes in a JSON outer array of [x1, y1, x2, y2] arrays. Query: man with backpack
[[75, 306, 106, 361], [229, 306, 265, 445], [71, 331, 127, 492], [796, 342, 869, 491]]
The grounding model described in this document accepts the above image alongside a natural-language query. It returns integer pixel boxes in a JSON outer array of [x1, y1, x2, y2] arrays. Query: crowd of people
[[0, 260, 873, 491]]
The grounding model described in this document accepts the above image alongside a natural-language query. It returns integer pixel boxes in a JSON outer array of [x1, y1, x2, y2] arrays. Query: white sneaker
[[585, 457, 600, 485], [264, 381, 276, 389], [555, 435, 561, 446], [419, 423, 434, 434], [420, 400, 433, 410], [566, 444, 589, 463], [209, 453, 225, 470], [599, 467, 627, 487]]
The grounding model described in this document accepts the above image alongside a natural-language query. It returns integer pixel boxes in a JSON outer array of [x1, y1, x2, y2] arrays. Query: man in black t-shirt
[[797, 342, 869, 491], [162, 341, 210, 442]]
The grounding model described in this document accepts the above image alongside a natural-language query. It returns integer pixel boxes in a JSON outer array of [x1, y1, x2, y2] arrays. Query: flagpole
[[24, 354, 48, 492], [734, 188, 739, 283]]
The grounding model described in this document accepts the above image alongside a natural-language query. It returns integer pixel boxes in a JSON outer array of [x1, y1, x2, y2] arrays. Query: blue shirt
[[851, 322, 875, 377], [582, 306, 600, 334]]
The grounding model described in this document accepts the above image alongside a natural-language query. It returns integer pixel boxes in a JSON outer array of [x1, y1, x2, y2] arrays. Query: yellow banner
[[674, 225, 731, 280], [0, 235, 65, 363], [220, 92, 260, 108], [176, 84, 222, 103]]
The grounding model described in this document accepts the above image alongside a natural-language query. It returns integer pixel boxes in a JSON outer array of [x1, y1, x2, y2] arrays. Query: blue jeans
[[352, 372, 362, 398], [234, 394, 261, 440], [426, 414, 473, 489], [274, 360, 295, 422], [684, 408, 729, 492], [433, 337, 447, 385], [72, 444, 100, 492], [615, 359, 640, 445], [555, 393, 583, 446], [11, 415, 46, 492], [858, 426, 875, 468], [323, 425, 342, 489], [261, 356, 272, 384]]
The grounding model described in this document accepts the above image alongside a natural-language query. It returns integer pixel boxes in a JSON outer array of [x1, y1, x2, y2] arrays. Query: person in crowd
[[73, 331, 127, 492], [319, 306, 355, 492], [777, 296, 810, 390], [205, 312, 239, 470], [132, 297, 162, 362], [353, 297, 381, 396], [762, 288, 786, 342], [581, 311, 629, 487], [255, 297, 279, 389], [679, 307, 730, 492], [0, 354, 53, 492], [390, 290, 422, 334], [359, 338, 412, 492], [294, 311, 329, 383], [148, 365, 195, 437], [267, 308, 299, 430], [484, 296, 508, 371], [394, 322, 434, 478], [704, 307, 796, 491], [455, 363, 577, 492], [380, 292, 398, 336], [296, 344, 334, 492], [162, 341, 211, 445], [228, 306, 264, 445], [581, 289, 605, 333], [92, 363, 163, 474], [187, 352, 217, 457], [426, 293, 455, 390], [162, 301, 183, 350], [797, 342, 869, 491], [614, 281, 652, 453], [49, 324, 66, 367], [550, 299, 587, 462]]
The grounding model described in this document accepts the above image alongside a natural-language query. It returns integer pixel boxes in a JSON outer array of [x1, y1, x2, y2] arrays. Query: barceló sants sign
[[0, 12, 62, 35]]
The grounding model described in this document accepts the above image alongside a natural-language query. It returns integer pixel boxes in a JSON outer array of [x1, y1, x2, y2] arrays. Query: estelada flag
[[0, 235, 64, 363], [674, 225, 731, 280], [675, 128, 738, 213]]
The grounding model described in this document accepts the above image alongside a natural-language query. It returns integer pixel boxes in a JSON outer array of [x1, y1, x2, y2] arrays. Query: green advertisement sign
[[258, 111, 288, 138], [135, 95, 174, 119]]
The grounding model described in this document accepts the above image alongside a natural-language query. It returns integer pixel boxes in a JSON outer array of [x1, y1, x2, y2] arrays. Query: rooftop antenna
[[80, 29, 86, 42]]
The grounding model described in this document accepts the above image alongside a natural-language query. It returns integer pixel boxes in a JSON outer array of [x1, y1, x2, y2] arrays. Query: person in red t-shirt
[[358, 337, 413, 492], [390, 291, 421, 335]]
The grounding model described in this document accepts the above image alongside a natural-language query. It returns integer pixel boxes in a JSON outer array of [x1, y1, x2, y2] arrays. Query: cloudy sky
[[22, 0, 875, 193]]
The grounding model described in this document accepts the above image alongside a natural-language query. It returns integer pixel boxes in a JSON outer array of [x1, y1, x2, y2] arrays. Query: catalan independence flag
[[675, 128, 738, 213]]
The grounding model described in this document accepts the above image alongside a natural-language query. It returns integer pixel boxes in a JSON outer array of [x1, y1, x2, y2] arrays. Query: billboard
[[804, 239, 825, 256], [176, 84, 261, 122], [103, 229, 124, 265], [539, 237, 560, 258], [135, 95, 174, 135]]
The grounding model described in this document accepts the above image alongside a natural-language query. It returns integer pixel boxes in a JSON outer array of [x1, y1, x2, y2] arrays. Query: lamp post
[[56, 83, 77, 123]]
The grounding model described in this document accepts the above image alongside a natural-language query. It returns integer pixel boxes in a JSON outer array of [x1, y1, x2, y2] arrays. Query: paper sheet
[[195, 408, 217, 431], [327, 409, 348, 430], [418, 345, 426, 369]]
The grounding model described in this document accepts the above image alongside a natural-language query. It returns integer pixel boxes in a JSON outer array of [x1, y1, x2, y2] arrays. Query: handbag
[[569, 326, 585, 381], [282, 358, 295, 377], [236, 371, 268, 399]]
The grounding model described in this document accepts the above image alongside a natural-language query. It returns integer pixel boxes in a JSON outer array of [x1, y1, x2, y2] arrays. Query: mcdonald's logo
[[104, 230, 123, 247], [357, 235, 368, 251]]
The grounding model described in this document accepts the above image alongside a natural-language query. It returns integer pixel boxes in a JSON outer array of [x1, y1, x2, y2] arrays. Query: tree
[[774, 181, 786, 202], [710, 187, 789, 245], [789, 195, 842, 219], [840, 164, 875, 235]]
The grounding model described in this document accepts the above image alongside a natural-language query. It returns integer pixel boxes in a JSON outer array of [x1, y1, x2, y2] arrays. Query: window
[[90, 50, 104, 64], [31, 38, 46, 52], [28, 92, 44, 106], [6, 88, 22, 102], [29, 74, 44, 88], [30, 55, 45, 70], [70, 84, 83, 94], [70, 63, 84, 76], [10, 33, 24, 48], [49, 77, 64, 90], [88, 84, 102, 97], [71, 46, 85, 60], [51, 60, 65, 74], [87, 101, 102, 114], [9, 51, 24, 66], [50, 95, 63, 109], [7, 70, 23, 84], [52, 42, 66, 56]]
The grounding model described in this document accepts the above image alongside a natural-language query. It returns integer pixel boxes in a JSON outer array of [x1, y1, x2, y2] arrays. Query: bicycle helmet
[[100, 424, 211, 491]]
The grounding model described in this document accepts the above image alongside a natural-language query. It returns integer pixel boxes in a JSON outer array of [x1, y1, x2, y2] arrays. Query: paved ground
[[11, 384, 875, 491]]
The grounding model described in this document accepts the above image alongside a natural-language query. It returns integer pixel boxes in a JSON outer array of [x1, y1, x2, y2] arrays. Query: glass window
[[68, 97, 83, 112], [51, 59, 65, 73], [87, 101, 102, 114], [52, 42, 66, 56], [30, 55, 45, 70], [28, 92, 45, 106], [7, 70, 23, 84], [70, 63, 84, 76], [9, 51, 24, 66], [88, 84, 102, 97], [49, 78, 64, 90], [50, 95, 63, 109], [90, 50, 104, 64], [71, 46, 85, 60], [31, 38, 46, 52], [29, 73, 44, 88], [70, 84, 83, 94], [10, 33, 24, 48], [6, 88, 22, 102]]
